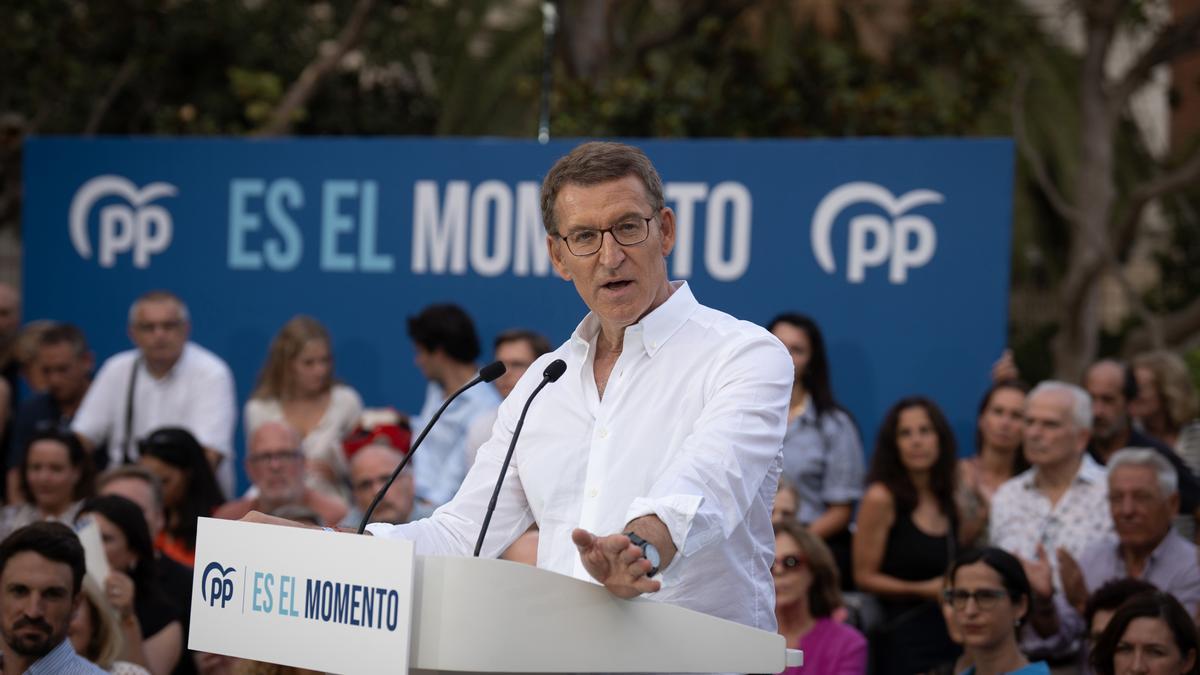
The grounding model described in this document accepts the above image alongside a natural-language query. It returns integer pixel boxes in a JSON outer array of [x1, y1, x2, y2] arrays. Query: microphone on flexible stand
[[357, 360, 506, 534], [473, 359, 567, 557]]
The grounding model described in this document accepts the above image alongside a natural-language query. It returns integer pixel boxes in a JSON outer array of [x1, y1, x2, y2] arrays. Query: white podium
[[190, 519, 802, 674]]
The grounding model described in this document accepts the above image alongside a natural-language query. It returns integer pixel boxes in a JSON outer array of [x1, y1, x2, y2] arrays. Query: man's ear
[[547, 235, 571, 281]]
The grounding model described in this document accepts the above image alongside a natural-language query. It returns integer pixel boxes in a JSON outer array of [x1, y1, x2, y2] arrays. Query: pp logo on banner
[[810, 182, 943, 284], [69, 175, 178, 268], [201, 562, 237, 609]]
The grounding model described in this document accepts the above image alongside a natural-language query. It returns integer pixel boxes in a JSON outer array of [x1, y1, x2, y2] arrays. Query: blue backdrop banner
[[23, 137, 1013, 491]]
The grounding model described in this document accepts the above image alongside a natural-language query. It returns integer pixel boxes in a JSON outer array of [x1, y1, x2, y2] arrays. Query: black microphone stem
[[473, 376, 554, 557], [357, 362, 504, 534]]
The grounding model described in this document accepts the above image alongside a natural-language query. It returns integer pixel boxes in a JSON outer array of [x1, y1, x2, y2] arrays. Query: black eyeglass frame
[[942, 588, 1012, 610], [555, 213, 656, 256]]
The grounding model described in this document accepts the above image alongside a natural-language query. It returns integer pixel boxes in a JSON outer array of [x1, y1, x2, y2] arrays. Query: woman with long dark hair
[[852, 396, 960, 675], [0, 424, 94, 539], [137, 427, 224, 566], [1091, 591, 1198, 675], [768, 313, 864, 585], [79, 495, 183, 675]]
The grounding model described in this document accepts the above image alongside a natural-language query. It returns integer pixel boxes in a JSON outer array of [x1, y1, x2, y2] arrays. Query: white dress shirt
[[369, 282, 793, 631], [72, 342, 237, 494]]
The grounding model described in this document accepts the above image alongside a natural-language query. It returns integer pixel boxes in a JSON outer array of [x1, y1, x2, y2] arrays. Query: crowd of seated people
[[3, 283, 1200, 675]]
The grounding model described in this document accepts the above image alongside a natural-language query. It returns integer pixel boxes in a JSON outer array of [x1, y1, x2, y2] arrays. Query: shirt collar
[[569, 281, 698, 358], [1024, 454, 1105, 489]]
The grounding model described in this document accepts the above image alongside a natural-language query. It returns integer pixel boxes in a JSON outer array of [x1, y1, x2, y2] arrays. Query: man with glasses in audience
[[71, 290, 237, 495], [216, 421, 347, 526], [344, 442, 414, 527]]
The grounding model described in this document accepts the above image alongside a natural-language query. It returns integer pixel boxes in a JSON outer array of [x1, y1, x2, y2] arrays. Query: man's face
[[36, 343, 92, 406], [1109, 464, 1177, 551], [99, 477, 164, 539], [546, 176, 675, 335], [493, 339, 537, 400], [350, 446, 413, 524], [128, 300, 188, 371], [0, 284, 18, 340], [0, 551, 78, 659], [1023, 390, 1087, 470], [1085, 362, 1129, 443], [246, 425, 305, 507]]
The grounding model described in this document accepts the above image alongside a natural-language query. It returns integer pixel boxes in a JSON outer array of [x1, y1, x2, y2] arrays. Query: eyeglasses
[[248, 450, 303, 466], [943, 588, 1010, 610], [772, 554, 805, 575], [353, 474, 393, 493], [132, 319, 184, 334], [556, 214, 654, 256]]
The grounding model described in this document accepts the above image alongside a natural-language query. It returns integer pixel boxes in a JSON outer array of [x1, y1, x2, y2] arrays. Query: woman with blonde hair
[[775, 519, 867, 675], [70, 575, 151, 674], [245, 316, 362, 497], [1131, 350, 1198, 450]]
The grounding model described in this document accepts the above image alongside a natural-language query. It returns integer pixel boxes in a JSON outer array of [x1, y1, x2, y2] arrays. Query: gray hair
[[540, 141, 665, 236], [127, 290, 190, 326], [1108, 447, 1178, 498], [1028, 380, 1092, 430]]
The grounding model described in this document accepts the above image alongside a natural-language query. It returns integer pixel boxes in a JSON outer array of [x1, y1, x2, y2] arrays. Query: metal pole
[[537, 1, 558, 144]]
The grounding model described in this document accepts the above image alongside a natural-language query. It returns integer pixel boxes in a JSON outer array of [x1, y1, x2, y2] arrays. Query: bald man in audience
[[345, 443, 414, 527], [215, 421, 347, 526]]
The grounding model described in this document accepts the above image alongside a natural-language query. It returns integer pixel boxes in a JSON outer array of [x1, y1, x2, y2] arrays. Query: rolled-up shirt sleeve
[[623, 333, 792, 557]]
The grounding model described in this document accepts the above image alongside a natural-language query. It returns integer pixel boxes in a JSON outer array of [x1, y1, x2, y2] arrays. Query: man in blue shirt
[[406, 304, 500, 518], [0, 522, 105, 674]]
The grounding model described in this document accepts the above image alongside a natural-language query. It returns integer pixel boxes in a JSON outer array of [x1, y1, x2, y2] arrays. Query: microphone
[[473, 359, 566, 556], [357, 360, 506, 533]]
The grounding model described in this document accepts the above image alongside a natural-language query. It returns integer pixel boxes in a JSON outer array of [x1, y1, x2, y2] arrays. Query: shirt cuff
[[624, 494, 703, 556], [365, 522, 400, 538]]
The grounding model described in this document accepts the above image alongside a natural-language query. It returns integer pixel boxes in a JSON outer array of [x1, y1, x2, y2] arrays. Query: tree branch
[[1112, 143, 1200, 253], [1112, 8, 1200, 105], [256, 0, 376, 137], [632, 0, 756, 64], [1011, 69, 1083, 226], [85, 56, 138, 135]]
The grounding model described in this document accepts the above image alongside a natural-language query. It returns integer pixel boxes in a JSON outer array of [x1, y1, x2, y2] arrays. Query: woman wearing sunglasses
[[774, 519, 866, 675], [945, 547, 1049, 675]]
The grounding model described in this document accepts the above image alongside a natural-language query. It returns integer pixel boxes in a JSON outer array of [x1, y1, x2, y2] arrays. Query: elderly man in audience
[[1022, 448, 1200, 660], [991, 381, 1113, 588], [215, 421, 347, 526], [7, 323, 94, 502], [343, 442, 414, 527], [71, 290, 237, 495]]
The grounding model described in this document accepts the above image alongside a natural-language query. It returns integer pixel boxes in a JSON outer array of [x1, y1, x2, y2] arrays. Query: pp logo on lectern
[[810, 182, 944, 284], [201, 561, 237, 609], [69, 175, 178, 268]]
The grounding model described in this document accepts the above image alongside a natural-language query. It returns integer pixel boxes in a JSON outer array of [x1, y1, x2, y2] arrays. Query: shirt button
[[598, 428, 608, 439], [588, 487, 598, 498]]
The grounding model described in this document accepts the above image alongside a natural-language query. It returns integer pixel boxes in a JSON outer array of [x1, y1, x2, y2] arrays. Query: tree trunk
[[1052, 8, 1119, 381]]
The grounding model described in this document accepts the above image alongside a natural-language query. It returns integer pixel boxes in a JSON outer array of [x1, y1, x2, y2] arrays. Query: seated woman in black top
[[79, 494, 183, 675], [853, 396, 961, 675]]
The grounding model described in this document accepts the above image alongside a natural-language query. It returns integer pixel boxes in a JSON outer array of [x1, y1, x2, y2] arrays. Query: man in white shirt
[[249, 142, 792, 631], [989, 380, 1113, 657], [71, 290, 238, 495]]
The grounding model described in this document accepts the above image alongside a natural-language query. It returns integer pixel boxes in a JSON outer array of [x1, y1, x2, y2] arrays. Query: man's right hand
[[1020, 544, 1055, 602], [571, 528, 660, 599]]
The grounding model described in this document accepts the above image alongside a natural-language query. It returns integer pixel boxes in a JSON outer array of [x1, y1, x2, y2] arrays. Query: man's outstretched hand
[[572, 528, 661, 599]]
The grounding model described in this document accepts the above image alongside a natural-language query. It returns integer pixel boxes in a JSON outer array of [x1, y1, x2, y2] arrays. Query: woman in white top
[[245, 316, 362, 497], [0, 424, 94, 540]]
